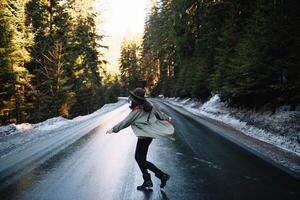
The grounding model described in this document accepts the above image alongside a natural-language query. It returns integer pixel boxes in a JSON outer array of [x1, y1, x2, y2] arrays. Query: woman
[[106, 88, 174, 190]]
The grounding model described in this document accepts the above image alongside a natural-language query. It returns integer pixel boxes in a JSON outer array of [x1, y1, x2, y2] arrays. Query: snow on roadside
[[34, 117, 70, 131], [0, 99, 127, 158], [164, 95, 300, 156], [0, 99, 126, 137]]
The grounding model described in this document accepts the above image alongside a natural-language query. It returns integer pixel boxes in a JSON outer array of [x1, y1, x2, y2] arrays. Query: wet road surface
[[0, 101, 299, 200]]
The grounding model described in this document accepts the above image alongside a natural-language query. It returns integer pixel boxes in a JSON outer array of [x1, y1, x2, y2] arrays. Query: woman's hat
[[129, 88, 146, 101]]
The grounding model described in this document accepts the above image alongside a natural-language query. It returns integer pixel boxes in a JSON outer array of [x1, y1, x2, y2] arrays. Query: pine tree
[[25, 0, 71, 120], [119, 40, 142, 90], [0, 0, 34, 124], [141, 3, 160, 91], [69, 16, 106, 115]]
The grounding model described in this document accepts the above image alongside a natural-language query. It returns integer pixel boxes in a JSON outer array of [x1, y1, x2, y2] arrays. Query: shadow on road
[[140, 189, 153, 199], [139, 189, 170, 200], [160, 190, 169, 200]]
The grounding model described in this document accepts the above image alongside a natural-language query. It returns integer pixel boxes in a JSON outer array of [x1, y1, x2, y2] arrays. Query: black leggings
[[135, 137, 163, 178]]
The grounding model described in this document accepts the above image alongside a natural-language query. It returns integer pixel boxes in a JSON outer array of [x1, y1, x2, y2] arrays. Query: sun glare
[[96, 0, 150, 74]]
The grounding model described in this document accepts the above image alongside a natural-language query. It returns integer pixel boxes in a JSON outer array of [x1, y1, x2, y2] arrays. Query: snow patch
[[0, 99, 127, 160], [34, 117, 70, 131], [164, 95, 300, 156], [0, 99, 127, 138], [15, 123, 34, 132], [0, 125, 18, 137]]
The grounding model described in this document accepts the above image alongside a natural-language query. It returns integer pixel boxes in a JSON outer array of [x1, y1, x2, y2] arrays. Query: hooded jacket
[[112, 104, 174, 138]]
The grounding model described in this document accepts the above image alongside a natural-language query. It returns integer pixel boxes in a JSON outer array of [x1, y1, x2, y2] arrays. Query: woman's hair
[[143, 100, 153, 112], [129, 95, 153, 112]]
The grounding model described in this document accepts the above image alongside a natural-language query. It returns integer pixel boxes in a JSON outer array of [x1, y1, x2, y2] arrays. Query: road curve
[[0, 101, 299, 200]]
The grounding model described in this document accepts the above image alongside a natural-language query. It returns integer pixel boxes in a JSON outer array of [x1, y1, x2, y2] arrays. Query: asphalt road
[[0, 101, 299, 200]]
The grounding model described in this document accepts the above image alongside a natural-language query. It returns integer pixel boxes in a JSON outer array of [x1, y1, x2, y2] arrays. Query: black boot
[[156, 173, 170, 188], [137, 173, 153, 190]]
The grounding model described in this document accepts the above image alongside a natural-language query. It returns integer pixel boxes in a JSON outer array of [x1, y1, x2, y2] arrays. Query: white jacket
[[112, 104, 174, 138]]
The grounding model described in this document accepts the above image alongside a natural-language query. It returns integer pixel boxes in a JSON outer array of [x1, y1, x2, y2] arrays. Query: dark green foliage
[[0, 0, 108, 125], [103, 75, 124, 103], [1, 0, 299, 126], [0, 0, 34, 124], [119, 41, 143, 90], [25, 0, 77, 121], [142, 0, 300, 109], [67, 16, 106, 117]]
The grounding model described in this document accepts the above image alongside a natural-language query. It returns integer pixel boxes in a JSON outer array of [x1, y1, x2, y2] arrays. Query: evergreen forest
[[120, 0, 300, 111], [1, 0, 299, 125]]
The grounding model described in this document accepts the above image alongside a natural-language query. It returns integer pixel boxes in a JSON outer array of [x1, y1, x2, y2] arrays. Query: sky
[[96, 0, 150, 74]]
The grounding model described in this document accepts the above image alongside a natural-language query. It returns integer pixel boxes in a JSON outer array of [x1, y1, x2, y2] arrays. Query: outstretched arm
[[107, 110, 140, 134]]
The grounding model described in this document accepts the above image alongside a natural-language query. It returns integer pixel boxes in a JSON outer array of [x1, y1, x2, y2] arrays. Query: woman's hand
[[106, 128, 113, 134], [166, 117, 172, 123]]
